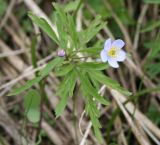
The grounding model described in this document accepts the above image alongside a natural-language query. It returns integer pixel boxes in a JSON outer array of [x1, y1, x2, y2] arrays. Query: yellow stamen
[[108, 47, 117, 58]]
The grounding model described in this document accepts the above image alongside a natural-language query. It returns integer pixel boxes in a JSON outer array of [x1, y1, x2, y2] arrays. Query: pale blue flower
[[100, 38, 126, 68], [58, 49, 65, 57]]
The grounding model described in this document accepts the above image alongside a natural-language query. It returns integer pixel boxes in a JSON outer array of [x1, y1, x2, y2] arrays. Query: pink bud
[[58, 50, 65, 57]]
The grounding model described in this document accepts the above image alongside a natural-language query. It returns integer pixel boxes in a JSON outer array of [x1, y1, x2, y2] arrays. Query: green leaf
[[79, 46, 101, 55], [144, 40, 160, 60], [39, 57, 64, 76], [89, 71, 131, 96], [55, 70, 77, 117], [64, 0, 80, 12], [78, 62, 109, 70], [143, 0, 160, 4], [79, 72, 110, 105], [79, 16, 106, 45], [24, 89, 41, 109], [9, 57, 64, 96], [55, 93, 68, 118], [27, 108, 40, 123], [24, 90, 41, 123], [53, 3, 67, 25], [0, 0, 7, 17], [67, 14, 78, 49], [55, 12, 67, 49], [146, 103, 160, 125], [55, 64, 74, 76], [141, 20, 160, 33], [85, 100, 103, 143], [53, 3, 68, 49], [143, 39, 160, 78], [9, 77, 42, 96], [28, 12, 59, 44]]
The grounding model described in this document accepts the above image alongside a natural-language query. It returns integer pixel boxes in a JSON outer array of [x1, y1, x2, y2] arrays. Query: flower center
[[108, 47, 117, 58]]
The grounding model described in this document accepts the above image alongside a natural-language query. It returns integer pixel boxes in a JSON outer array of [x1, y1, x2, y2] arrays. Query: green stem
[[30, 36, 47, 141]]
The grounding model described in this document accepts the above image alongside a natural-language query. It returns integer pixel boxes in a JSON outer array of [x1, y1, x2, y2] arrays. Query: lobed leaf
[[79, 72, 110, 105], [55, 70, 77, 117], [89, 71, 132, 96]]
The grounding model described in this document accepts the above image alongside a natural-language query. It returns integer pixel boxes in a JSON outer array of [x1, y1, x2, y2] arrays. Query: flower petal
[[104, 38, 112, 51], [108, 58, 119, 68], [100, 49, 108, 62], [116, 50, 126, 62], [112, 39, 125, 49]]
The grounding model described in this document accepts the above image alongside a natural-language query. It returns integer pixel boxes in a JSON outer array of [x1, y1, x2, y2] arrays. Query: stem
[[30, 36, 47, 140]]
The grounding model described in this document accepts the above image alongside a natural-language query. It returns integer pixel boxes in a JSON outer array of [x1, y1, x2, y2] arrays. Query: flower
[[100, 38, 126, 68], [58, 49, 65, 57]]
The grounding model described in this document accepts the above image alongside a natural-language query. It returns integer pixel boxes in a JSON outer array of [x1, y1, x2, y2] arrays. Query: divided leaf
[[79, 72, 109, 105], [89, 71, 131, 96], [55, 70, 77, 117], [79, 15, 106, 45], [85, 99, 103, 143]]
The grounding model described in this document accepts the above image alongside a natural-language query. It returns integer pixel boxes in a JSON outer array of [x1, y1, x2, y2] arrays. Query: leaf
[[79, 46, 101, 54], [89, 71, 131, 96], [28, 12, 59, 44], [0, 0, 7, 17], [55, 64, 74, 76], [78, 62, 109, 70], [9, 77, 42, 96], [64, 0, 80, 12], [39, 57, 64, 77], [55, 70, 77, 117], [24, 89, 41, 109], [53, 3, 68, 49], [85, 100, 103, 143], [67, 14, 78, 49], [24, 90, 41, 123], [79, 15, 106, 45], [79, 72, 110, 105], [9, 57, 64, 96], [143, 39, 160, 78], [27, 108, 40, 123], [143, 0, 160, 4], [55, 94, 68, 118], [55, 12, 67, 49], [146, 103, 160, 125], [141, 20, 160, 33], [144, 40, 160, 60]]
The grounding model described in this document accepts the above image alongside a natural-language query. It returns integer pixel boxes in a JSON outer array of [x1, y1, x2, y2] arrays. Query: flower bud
[[58, 50, 65, 57]]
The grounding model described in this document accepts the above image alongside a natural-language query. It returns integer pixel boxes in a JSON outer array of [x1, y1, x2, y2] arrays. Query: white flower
[[100, 38, 126, 68]]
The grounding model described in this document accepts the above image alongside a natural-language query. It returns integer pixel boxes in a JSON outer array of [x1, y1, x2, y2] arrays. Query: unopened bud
[[58, 50, 65, 57]]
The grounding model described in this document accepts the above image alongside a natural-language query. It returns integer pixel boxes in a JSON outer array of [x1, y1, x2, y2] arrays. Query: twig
[[41, 120, 63, 145], [0, 49, 29, 58], [141, 123, 160, 145], [133, 4, 149, 50], [110, 89, 151, 145], [0, 53, 55, 90]]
